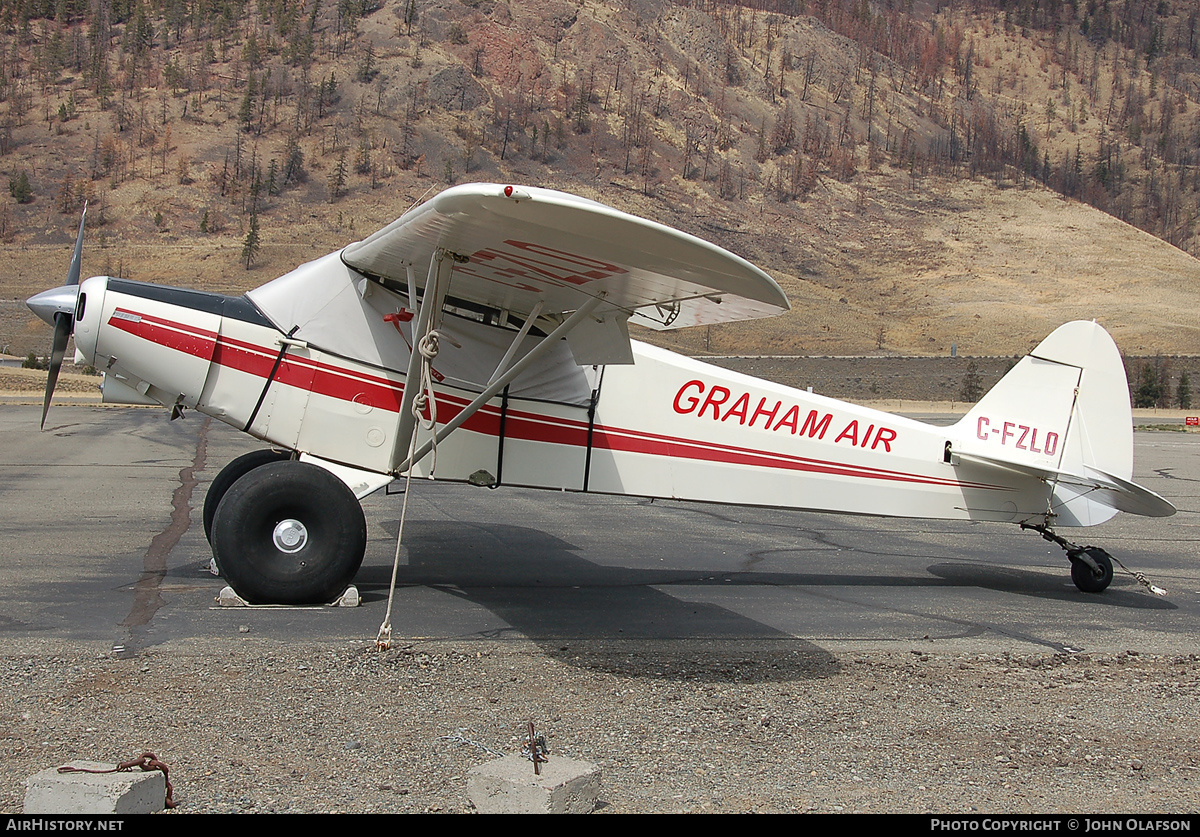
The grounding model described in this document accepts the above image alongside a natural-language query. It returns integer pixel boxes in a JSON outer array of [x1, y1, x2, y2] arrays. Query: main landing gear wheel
[[203, 449, 292, 543], [211, 460, 367, 605], [1069, 547, 1114, 594]]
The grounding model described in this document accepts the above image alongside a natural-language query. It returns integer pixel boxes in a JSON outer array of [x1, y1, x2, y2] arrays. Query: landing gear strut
[[1021, 523, 1115, 593]]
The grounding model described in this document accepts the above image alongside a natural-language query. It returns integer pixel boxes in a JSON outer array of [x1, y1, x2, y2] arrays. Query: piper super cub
[[26, 184, 1175, 606]]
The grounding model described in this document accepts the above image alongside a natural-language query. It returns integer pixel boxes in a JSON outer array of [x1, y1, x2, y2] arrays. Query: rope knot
[[418, 330, 441, 360]]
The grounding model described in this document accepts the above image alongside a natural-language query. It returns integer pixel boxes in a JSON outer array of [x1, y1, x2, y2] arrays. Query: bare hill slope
[[2, 0, 1199, 362]]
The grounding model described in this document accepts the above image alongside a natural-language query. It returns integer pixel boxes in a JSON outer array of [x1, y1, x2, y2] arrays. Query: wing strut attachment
[[395, 292, 606, 474]]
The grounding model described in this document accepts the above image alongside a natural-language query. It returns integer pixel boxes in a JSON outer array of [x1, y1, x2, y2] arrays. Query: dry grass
[[5, 166, 1200, 362], [646, 168, 1200, 357]]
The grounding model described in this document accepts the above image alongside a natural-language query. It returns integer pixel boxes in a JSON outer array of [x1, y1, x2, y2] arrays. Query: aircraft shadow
[[347, 514, 1173, 679], [357, 518, 841, 682], [360, 517, 1175, 609], [925, 562, 1175, 609]]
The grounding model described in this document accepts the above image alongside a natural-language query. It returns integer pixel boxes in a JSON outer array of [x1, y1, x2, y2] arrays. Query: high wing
[[339, 183, 790, 345]]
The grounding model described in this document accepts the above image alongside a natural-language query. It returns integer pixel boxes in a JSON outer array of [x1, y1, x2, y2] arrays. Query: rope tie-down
[[377, 328, 442, 651]]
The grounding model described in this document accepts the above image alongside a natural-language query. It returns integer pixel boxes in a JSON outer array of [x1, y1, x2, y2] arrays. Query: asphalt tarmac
[[2, 404, 1198, 657]]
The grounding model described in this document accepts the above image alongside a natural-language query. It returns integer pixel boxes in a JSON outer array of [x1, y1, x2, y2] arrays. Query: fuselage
[[72, 266, 1052, 525]]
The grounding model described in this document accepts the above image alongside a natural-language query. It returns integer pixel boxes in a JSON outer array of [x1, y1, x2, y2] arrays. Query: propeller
[[26, 205, 86, 429]]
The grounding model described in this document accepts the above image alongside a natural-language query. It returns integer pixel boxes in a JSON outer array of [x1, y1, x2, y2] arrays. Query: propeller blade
[[38, 205, 87, 429], [66, 203, 86, 287], [41, 311, 71, 429]]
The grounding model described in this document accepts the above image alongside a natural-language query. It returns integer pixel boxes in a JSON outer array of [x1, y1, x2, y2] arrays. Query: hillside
[[1, 0, 1199, 363]]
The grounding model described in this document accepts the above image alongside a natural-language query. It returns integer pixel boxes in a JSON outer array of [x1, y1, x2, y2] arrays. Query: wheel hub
[[272, 519, 308, 553]]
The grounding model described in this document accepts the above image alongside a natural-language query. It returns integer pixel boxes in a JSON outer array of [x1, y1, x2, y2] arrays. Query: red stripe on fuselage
[[109, 309, 219, 359], [107, 308, 1004, 491]]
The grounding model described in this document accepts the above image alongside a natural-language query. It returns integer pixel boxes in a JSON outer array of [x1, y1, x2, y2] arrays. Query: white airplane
[[27, 183, 1175, 606]]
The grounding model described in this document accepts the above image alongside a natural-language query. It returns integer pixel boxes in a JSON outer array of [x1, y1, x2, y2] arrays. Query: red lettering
[[698, 386, 731, 419], [1016, 425, 1031, 450], [503, 240, 625, 277], [470, 249, 571, 287], [750, 398, 781, 429], [773, 405, 801, 434], [799, 410, 832, 439], [669, 382, 894, 454], [468, 242, 627, 288], [835, 421, 859, 446], [978, 416, 1059, 456], [722, 392, 750, 424], [673, 380, 705, 415]]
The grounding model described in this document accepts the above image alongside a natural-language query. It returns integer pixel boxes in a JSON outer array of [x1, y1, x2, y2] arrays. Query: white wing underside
[[339, 183, 790, 332]]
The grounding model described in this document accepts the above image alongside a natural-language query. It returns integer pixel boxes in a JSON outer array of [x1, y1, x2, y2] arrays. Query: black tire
[[211, 461, 367, 605], [1070, 547, 1114, 593], [203, 449, 292, 543]]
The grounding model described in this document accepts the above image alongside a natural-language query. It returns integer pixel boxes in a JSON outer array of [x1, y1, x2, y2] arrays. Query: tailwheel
[[1069, 546, 1114, 594], [1021, 523, 1116, 594], [211, 460, 366, 605]]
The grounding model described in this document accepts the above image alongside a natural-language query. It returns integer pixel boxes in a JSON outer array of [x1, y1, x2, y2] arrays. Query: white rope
[[375, 428, 417, 650], [413, 330, 441, 475], [377, 325, 443, 650], [1110, 552, 1169, 596]]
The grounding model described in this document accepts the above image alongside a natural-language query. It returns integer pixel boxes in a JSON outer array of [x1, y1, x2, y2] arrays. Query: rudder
[[953, 321, 1140, 526]]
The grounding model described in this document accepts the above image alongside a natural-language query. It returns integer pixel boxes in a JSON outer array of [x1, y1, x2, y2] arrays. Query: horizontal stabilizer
[[955, 451, 1175, 518]]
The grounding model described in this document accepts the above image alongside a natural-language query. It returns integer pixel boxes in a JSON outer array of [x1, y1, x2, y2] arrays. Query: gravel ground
[[2, 361, 1196, 815], [2, 639, 1198, 814]]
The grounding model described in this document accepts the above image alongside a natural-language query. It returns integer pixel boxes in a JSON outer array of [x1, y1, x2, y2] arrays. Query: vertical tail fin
[[952, 321, 1170, 524]]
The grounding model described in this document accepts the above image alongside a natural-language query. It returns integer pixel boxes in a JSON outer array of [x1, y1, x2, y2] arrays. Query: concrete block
[[24, 761, 166, 814], [467, 754, 600, 814]]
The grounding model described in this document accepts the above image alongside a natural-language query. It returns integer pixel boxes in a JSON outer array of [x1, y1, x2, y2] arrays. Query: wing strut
[[395, 292, 606, 474], [390, 249, 454, 472], [488, 300, 544, 387]]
